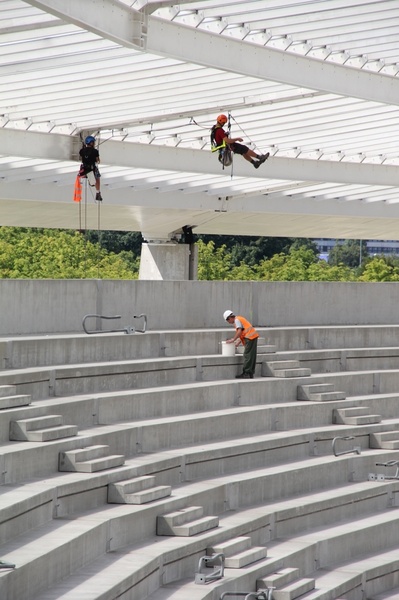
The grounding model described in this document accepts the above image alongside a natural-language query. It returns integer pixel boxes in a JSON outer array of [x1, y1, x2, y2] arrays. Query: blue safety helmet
[[85, 136, 96, 144]]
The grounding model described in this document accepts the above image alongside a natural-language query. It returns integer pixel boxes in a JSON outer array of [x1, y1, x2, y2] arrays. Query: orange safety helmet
[[216, 114, 228, 125]]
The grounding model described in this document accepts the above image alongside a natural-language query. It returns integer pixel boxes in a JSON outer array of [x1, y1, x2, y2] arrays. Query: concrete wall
[[0, 279, 398, 335]]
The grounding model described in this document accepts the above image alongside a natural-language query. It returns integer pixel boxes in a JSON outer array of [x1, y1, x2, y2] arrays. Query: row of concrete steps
[[16, 472, 399, 600], [264, 360, 312, 378], [257, 567, 315, 600], [59, 444, 125, 472], [5, 327, 399, 371], [157, 506, 219, 537], [333, 406, 382, 425], [108, 475, 171, 504], [9, 414, 78, 442], [0, 384, 31, 409], [20, 476, 399, 600], [297, 383, 346, 402], [208, 536, 267, 568]]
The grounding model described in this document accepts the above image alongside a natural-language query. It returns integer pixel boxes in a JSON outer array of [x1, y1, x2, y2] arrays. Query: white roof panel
[[1, 0, 399, 239]]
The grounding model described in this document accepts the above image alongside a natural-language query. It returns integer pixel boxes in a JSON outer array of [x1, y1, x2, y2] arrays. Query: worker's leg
[[243, 337, 258, 377]]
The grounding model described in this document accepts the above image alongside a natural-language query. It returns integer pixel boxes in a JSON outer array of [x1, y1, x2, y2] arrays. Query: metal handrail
[[195, 553, 225, 584], [82, 313, 147, 335], [332, 435, 361, 457], [369, 460, 399, 481], [220, 591, 270, 600]]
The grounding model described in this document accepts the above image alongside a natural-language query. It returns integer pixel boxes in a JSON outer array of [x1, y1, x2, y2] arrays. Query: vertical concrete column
[[139, 242, 192, 280]]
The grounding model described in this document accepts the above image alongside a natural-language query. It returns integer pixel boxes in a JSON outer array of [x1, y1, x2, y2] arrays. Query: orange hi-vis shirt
[[236, 315, 259, 345]]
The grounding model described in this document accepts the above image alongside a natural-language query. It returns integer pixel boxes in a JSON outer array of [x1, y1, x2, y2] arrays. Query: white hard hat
[[223, 310, 234, 321]]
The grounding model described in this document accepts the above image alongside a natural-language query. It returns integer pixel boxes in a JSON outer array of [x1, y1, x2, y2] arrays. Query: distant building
[[315, 239, 399, 259]]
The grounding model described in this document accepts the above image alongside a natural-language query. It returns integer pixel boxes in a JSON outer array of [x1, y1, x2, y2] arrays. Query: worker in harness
[[78, 136, 103, 201], [211, 115, 269, 169]]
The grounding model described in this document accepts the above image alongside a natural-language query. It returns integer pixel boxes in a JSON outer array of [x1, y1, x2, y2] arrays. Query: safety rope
[[229, 114, 261, 154]]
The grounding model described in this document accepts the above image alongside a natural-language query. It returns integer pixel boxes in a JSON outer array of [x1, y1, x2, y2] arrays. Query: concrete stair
[[156, 505, 219, 537], [333, 406, 382, 425], [207, 535, 267, 568], [0, 384, 31, 409], [9, 414, 78, 442], [263, 360, 312, 378], [58, 445, 125, 472], [257, 567, 315, 600], [107, 475, 171, 504], [370, 431, 399, 450], [0, 385, 16, 397], [297, 383, 346, 401]]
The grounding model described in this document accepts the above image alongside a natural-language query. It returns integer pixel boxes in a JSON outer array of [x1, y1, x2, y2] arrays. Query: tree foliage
[[328, 239, 368, 268], [2, 227, 399, 283], [0, 227, 137, 279]]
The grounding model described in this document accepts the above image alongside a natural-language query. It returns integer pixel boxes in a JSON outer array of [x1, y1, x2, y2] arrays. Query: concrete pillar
[[139, 242, 197, 280]]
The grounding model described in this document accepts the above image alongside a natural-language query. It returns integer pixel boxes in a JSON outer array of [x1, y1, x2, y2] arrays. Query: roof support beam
[[2, 128, 399, 187], [24, 0, 399, 105], [25, 0, 146, 49]]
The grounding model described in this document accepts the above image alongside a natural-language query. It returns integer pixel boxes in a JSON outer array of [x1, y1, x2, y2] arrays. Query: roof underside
[[2, 0, 399, 240]]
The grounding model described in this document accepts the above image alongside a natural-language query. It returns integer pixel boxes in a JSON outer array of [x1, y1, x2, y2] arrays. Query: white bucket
[[221, 341, 236, 356]]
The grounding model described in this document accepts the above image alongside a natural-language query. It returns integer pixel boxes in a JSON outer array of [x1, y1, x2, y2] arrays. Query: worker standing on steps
[[211, 114, 269, 168], [223, 310, 259, 379], [78, 136, 103, 201]]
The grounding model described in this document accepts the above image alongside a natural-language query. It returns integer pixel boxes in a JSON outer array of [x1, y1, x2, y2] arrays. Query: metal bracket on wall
[[82, 313, 147, 334]]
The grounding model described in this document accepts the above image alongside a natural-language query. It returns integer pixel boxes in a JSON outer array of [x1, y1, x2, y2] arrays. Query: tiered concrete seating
[[1, 326, 399, 599]]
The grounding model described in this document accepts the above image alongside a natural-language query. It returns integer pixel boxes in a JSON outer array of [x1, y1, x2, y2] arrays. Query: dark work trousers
[[243, 337, 258, 375]]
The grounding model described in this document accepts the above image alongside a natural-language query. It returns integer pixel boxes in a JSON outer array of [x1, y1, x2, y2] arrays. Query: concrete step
[[59, 445, 125, 472], [272, 368, 312, 378], [223, 545, 267, 568], [257, 567, 300, 589], [209, 536, 251, 556], [266, 360, 301, 371], [0, 394, 31, 409], [108, 476, 171, 504], [10, 415, 78, 441], [157, 505, 219, 536], [297, 384, 335, 399], [120, 485, 172, 505], [169, 515, 219, 537], [333, 406, 382, 424], [298, 384, 346, 401], [307, 391, 346, 401], [0, 384, 16, 397], [237, 344, 276, 355], [370, 431, 399, 449], [272, 578, 316, 600]]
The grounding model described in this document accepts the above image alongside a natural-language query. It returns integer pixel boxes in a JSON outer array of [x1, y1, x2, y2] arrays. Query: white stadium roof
[[2, 0, 399, 240]]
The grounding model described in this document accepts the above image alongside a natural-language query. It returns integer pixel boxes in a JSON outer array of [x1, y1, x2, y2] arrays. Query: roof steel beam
[[25, 0, 147, 49], [22, 1, 399, 107], [2, 128, 399, 188], [24, 0, 399, 106]]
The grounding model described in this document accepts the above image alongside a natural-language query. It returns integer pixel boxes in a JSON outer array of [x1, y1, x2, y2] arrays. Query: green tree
[[358, 257, 399, 282], [196, 240, 232, 280], [328, 240, 368, 268], [0, 227, 138, 279]]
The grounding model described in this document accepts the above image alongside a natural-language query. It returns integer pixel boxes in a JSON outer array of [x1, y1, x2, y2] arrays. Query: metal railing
[[369, 460, 399, 481], [82, 313, 147, 335], [332, 435, 361, 457], [195, 553, 225, 584]]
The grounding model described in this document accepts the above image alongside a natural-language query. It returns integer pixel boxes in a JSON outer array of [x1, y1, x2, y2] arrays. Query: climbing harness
[[210, 113, 233, 171]]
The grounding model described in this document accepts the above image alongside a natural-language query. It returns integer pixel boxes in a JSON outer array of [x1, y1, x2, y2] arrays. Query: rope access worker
[[211, 114, 269, 169], [78, 136, 103, 201]]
